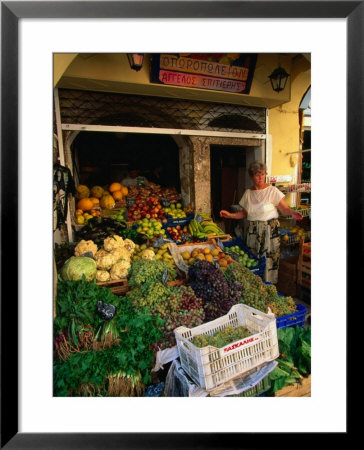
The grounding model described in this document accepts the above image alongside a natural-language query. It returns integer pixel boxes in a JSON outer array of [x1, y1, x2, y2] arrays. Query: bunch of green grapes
[[128, 280, 174, 311], [267, 295, 296, 317], [192, 325, 251, 348], [128, 280, 205, 350], [128, 259, 176, 288]]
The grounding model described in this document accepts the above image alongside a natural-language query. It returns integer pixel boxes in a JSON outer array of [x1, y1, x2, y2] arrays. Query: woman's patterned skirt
[[246, 218, 281, 283]]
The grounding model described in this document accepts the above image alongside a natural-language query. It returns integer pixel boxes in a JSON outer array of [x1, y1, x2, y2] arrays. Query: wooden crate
[[277, 255, 298, 297], [274, 375, 311, 397], [297, 240, 311, 289], [97, 278, 128, 296], [205, 233, 232, 242]]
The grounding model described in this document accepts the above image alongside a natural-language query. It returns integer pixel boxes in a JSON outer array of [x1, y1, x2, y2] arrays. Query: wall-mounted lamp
[[127, 53, 145, 71], [268, 66, 290, 92]]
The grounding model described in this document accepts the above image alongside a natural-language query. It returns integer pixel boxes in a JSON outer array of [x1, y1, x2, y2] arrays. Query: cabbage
[[60, 256, 97, 281]]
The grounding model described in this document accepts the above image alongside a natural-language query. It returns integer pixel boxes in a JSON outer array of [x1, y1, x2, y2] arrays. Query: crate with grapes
[[174, 303, 279, 391]]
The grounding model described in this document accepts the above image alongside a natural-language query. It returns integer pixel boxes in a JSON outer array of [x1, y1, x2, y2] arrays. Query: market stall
[[53, 173, 311, 397]]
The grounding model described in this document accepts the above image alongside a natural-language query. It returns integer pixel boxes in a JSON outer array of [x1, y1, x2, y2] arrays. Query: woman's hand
[[219, 210, 232, 219], [291, 210, 304, 221]]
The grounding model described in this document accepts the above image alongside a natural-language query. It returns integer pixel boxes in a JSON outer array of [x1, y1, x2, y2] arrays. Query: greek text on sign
[[223, 336, 260, 353], [160, 54, 249, 81], [159, 70, 246, 93]]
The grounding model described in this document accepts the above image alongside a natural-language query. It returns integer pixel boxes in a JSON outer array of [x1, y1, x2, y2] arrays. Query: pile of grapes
[[128, 259, 177, 288], [192, 326, 251, 348], [223, 263, 296, 316], [127, 281, 205, 350], [187, 260, 243, 321]]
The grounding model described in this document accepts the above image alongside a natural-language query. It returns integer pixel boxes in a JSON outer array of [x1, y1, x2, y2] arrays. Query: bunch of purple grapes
[[187, 260, 240, 321]]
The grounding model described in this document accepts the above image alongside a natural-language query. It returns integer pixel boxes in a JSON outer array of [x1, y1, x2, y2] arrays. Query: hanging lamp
[[268, 66, 290, 92]]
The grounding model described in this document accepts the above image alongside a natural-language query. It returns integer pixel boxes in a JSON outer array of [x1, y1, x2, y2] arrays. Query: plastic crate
[[174, 304, 279, 391], [165, 211, 194, 225], [263, 282, 306, 329], [276, 304, 307, 329], [223, 237, 266, 278]]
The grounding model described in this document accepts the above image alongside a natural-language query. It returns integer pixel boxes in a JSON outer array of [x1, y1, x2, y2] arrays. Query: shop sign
[[151, 53, 257, 94]]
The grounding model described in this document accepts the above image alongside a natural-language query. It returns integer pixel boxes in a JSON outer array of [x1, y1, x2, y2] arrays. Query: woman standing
[[220, 161, 303, 283]]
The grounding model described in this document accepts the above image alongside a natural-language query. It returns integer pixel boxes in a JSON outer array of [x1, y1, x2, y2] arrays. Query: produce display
[[224, 245, 259, 269], [53, 279, 163, 396], [179, 246, 235, 268], [126, 259, 204, 349], [74, 183, 129, 225], [53, 172, 310, 397], [187, 260, 243, 321], [192, 325, 251, 348], [281, 224, 308, 243], [127, 196, 166, 223], [135, 218, 167, 240], [166, 224, 189, 243], [163, 203, 187, 219], [267, 325, 311, 394], [59, 234, 136, 283], [223, 263, 297, 317], [126, 184, 180, 205]]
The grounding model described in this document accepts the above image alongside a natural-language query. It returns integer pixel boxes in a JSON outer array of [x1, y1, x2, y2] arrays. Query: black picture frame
[[1, 1, 360, 448]]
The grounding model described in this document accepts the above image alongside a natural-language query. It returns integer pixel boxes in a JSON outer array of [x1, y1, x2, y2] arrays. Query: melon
[[100, 194, 115, 209], [90, 185, 104, 198], [75, 185, 90, 199]]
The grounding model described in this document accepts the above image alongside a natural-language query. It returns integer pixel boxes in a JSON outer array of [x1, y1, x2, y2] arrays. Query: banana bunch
[[199, 212, 212, 220], [188, 219, 207, 239], [200, 221, 225, 236]]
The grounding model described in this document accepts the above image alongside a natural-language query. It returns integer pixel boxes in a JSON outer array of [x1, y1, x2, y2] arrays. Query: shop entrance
[[210, 145, 247, 219], [72, 131, 181, 191]]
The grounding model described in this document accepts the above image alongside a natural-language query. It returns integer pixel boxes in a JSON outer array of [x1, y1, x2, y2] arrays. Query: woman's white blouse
[[239, 185, 285, 221]]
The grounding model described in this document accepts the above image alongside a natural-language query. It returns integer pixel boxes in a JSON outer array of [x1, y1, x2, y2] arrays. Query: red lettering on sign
[[223, 336, 259, 353], [159, 70, 245, 93]]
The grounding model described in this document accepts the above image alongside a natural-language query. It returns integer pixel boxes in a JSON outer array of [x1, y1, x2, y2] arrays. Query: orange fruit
[[109, 182, 122, 193], [120, 185, 128, 196], [77, 198, 94, 211], [112, 190, 123, 201], [218, 259, 228, 268], [89, 197, 100, 206]]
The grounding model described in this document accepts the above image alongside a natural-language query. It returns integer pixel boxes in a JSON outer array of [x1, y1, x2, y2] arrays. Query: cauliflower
[[110, 261, 129, 280], [94, 249, 109, 260], [103, 235, 124, 252], [95, 253, 117, 270], [74, 240, 98, 257], [123, 238, 136, 254], [140, 249, 155, 260], [96, 270, 111, 282], [110, 247, 131, 263]]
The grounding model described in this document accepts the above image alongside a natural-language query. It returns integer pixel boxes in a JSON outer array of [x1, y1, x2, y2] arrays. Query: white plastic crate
[[174, 304, 279, 391]]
